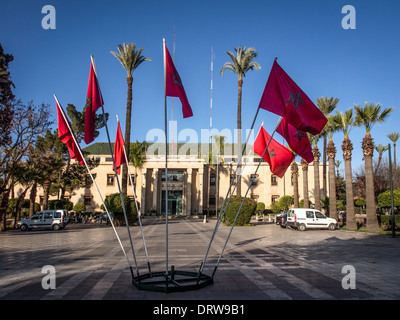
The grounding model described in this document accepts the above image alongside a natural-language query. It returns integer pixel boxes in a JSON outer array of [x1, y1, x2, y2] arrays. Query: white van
[[286, 208, 337, 231], [17, 210, 69, 231]]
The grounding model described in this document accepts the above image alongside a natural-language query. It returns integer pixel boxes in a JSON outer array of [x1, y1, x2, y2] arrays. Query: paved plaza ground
[[0, 217, 399, 305]]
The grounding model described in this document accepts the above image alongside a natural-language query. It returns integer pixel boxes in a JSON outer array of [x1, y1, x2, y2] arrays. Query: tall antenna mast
[[210, 46, 214, 143]]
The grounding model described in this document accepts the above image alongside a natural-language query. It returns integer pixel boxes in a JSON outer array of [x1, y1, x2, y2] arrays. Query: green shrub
[[101, 193, 139, 226], [379, 215, 400, 231], [73, 203, 86, 213], [224, 196, 256, 226]]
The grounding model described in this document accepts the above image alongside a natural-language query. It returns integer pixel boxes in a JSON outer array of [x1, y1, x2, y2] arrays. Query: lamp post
[[388, 144, 396, 238]]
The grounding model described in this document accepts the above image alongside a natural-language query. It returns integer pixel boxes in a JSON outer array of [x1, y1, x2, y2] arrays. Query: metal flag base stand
[[132, 267, 213, 293]]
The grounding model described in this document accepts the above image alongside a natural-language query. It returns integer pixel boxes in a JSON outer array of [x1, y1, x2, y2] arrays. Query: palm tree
[[374, 144, 388, 174], [310, 134, 322, 211], [333, 108, 357, 230], [220, 46, 261, 196], [291, 161, 299, 207], [129, 141, 148, 192], [212, 134, 225, 216], [300, 158, 309, 208], [111, 43, 151, 194], [354, 103, 394, 233], [316, 97, 340, 199], [326, 116, 339, 221], [387, 132, 399, 170]]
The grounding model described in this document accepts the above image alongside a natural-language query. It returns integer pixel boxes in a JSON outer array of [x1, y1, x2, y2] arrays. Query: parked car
[[276, 213, 288, 228], [286, 208, 337, 231], [17, 209, 69, 231]]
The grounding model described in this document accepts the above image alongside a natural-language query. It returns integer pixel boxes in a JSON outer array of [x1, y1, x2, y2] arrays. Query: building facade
[[43, 143, 328, 216]]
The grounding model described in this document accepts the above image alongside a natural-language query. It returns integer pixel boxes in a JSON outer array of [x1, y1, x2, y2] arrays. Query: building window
[[107, 174, 114, 186], [271, 175, 278, 186], [84, 196, 91, 206], [230, 174, 237, 185], [161, 170, 184, 182], [271, 195, 280, 204], [210, 174, 216, 186], [250, 174, 258, 185], [209, 195, 216, 205]]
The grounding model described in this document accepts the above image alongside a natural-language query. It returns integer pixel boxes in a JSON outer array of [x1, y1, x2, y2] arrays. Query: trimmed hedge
[[224, 196, 257, 226]]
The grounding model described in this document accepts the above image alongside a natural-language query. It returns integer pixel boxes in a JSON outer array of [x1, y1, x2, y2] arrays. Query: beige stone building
[[46, 142, 328, 216]]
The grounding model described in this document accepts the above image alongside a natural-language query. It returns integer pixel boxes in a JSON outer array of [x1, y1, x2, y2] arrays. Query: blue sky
[[2, 0, 399, 173]]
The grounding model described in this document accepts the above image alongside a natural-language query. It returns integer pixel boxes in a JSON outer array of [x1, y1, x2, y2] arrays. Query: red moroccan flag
[[252, 125, 294, 178], [55, 97, 84, 166], [84, 58, 104, 144], [258, 60, 327, 135], [114, 120, 126, 175], [164, 42, 193, 118], [277, 117, 314, 163]]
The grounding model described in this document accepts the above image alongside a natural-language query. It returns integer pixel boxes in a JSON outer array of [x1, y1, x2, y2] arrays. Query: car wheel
[[298, 224, 306, 231], [52, 224, 60, 231], [328, 223, 336, 231], [20, 224, 28, 231]]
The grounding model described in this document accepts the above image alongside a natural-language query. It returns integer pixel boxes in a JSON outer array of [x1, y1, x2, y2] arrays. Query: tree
[[0, 101, 52, 231], [220, 46, 261, 197], [326, 116, 339, 221], [271, 195, 294, 213], [374, 144, 388, 175], [300, 159, 309, 208], [334, 107, 357, 230], [128, 141, 148, 192], [355, 102, 394, 233], [111, 43, 151, 194], [0, 44, 15, 149], [209, 134, 225, 216], [316, 97, 339, 199], [387, 132, 399, 171], [310, 134, 322, 210], [291, 161, 299, 207]]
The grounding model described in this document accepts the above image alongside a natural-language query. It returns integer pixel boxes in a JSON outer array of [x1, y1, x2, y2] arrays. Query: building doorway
[[161, 190, 183, 215]]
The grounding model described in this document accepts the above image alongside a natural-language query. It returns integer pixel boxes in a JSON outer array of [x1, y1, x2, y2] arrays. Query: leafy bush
[[224, 196, 256, 226], [101, 193, 139, 226], [377, 188, 400, 209], [73, 203, 86, 213], [380, 215, 400, 231]]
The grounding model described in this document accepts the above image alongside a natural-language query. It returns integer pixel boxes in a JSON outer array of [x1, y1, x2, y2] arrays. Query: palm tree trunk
[[301, 159, 309, 208], [363, 133, 380, 233], [342, 137, 356, 230], [322, 133, 328, 199], [313, 145, 321, 211], [122, 75, 133, 194], [236, 78, 243, 197], [291, 161, 299, 207], [328, 139, 338, 221], [29, 182, 37, 217], [42, 178, 51, 210]]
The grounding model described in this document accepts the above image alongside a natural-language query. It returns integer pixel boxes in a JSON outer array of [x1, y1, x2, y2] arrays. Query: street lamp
[[388, 144, 395, 238]]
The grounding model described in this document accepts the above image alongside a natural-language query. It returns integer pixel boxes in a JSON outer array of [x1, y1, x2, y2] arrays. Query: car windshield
[[315, 211, 326, 219]]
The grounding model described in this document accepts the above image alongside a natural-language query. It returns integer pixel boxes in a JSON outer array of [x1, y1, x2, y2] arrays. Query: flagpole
[[197, 106, 261, 280], [117, 115, 152, 275], [54, 95, 134, 278], [90, 55, 140, 278], [211, 116, 283, 278], [163, 38, 169, 282]]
